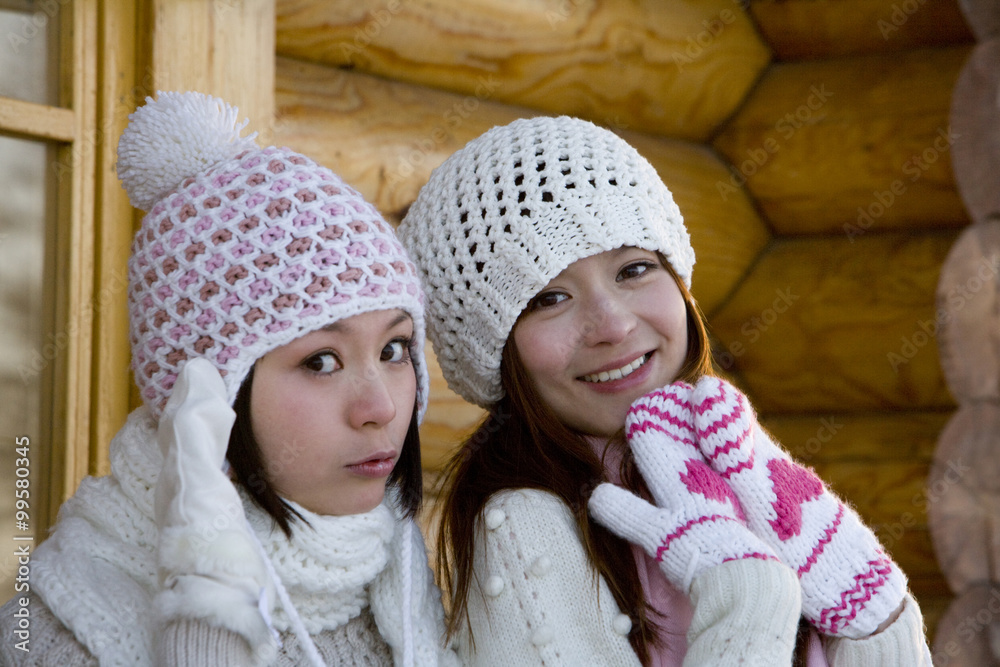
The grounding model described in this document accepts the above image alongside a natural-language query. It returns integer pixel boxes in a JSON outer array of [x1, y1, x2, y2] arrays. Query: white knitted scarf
[[31, 408, 452, 666], [245, 489, 394, 635]]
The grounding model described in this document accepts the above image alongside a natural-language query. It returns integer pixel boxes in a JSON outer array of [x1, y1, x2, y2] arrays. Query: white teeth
[[582, 354, 648, 383]]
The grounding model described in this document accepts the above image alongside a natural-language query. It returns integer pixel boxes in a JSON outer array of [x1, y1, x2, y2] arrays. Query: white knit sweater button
[[484, 575, 505, 597], [530, 555, 552, 577], [612, 614, 632, 636], [484, 509, 506, 530], [531, 626, 554, 646]]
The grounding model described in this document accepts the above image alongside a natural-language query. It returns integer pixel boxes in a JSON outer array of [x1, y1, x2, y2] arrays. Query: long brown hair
[[435, 257, 713, 664]]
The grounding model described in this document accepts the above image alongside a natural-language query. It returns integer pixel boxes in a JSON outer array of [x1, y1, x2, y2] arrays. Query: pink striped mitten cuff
[[691, 376, 907, 639]]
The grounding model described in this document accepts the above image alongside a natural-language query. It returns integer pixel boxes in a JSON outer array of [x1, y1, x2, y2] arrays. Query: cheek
[[513, 321, 568, 382], [250, 374, 317, 476]]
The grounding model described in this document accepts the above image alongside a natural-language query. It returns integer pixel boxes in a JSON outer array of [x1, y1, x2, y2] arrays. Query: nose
[[579, 291, 636, 347], [347, 366, 398, 429]]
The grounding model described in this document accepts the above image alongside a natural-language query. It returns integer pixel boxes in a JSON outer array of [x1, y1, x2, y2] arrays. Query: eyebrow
[[321, 311, 411, 334]]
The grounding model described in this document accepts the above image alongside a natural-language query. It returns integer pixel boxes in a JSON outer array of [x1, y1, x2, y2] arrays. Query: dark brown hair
[[227, 366, 424, 538], [435, 257, 713, 664]]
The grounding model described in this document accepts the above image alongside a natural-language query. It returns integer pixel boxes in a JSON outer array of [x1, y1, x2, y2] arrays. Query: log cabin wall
[[274, 0, 978, 643]]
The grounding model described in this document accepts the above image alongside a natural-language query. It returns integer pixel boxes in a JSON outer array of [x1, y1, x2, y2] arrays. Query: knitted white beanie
[[118, 92, 429, 420], [398, 116, 694, 408]]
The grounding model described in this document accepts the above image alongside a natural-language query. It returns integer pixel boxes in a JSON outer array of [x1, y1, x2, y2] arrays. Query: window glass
[[0, 3, 57, 598], [0, 4, 59, 106]]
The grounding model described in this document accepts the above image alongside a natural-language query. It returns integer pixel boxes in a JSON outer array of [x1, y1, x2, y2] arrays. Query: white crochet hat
[[119, 91, 429, 420], [398, 116, 694, 408]]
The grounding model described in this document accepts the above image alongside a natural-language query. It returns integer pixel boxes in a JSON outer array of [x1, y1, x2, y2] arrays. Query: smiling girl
[[0, 92, 457, 667], [399, 116, 932, 666]]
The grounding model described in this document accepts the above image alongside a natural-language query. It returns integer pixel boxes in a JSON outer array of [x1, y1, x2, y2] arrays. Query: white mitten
[[691, 376, 907, 639], [588, 383, 778, 594], [154, 358, 277, 659]]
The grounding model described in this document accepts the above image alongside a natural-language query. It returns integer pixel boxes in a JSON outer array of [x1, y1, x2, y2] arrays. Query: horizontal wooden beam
[[0, 97, 75, 142], [275, 57, 771, 316], [276, 0, 770, 141], [710, 232, 958, 412], [761, 410, 947, 461], [748, 0, 972, 60], [713, 46, 971, 235]]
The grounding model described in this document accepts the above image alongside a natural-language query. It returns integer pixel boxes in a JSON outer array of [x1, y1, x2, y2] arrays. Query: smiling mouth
[[580, 352, 651, 383]]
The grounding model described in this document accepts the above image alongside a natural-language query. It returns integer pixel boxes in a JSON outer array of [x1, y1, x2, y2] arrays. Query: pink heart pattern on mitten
[[679, 458, 746, 522], [691, 377, 907, 639], [589, 383, 776, 594], [766, 458, 823, 540]]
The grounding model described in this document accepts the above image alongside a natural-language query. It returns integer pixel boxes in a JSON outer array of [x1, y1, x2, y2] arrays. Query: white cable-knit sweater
[[0, 408, 458, 667], [458, 488, 932, 666]]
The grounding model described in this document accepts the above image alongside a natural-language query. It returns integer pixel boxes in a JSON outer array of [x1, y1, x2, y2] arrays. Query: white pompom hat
[[398, 116, 694, 408], [118, 91, 429, 419]]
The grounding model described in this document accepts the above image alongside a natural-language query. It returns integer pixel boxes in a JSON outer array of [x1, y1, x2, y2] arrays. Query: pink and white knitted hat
[[399, 116, 693, 408], [118, 91, 428, 419]]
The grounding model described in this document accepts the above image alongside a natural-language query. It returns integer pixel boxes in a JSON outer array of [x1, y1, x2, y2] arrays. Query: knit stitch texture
[[27, 408, 455, 667], [118, 92, 428, 418], [398, 115, 693, 407], [690, 377, 908, 639], [589, 383, 779, 594]]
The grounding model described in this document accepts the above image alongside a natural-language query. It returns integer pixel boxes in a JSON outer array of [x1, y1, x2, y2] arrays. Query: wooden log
[[927, 403, 1000, 594], [276, 0, 770, 141], [144, 0, 275, 143], [420, 341, 487, 472], [713, 46, 971, 236], [274, 57, 771, 316], [936, 220, 1000, 402], [932, 582, 1000, 666], [807, 460, 931, 529], [762, 411, 949, 589], [617, 129, 771, 317], [950, 38, 1000, 225], [748, 0, 973, 60], [761, 411, 946, 461], [958, 0, 1000, 40], [709, 233, 957, 413]]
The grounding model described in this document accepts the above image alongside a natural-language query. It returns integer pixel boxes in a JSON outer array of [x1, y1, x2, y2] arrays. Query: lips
[[580, 352, 652, 383], [346, 451, 398, 478]]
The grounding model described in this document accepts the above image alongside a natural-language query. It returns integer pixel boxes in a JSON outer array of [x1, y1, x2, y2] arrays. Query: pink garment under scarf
[[590, 437, 829, 667]]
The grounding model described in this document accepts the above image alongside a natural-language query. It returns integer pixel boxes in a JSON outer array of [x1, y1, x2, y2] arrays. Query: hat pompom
[[116, 91, 259, 211]]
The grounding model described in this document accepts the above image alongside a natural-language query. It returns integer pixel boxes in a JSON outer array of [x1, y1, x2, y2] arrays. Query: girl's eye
[[381, 338, 411, 363], [618, 260, 656, 281], [303, 352, 339, 374], [526, 291, 568, 311]]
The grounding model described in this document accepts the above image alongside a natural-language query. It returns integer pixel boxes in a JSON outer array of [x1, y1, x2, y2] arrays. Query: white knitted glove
[[589, 383, 779, 594], [154, 358, 277, 660], [691, 376, 907, 639]]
